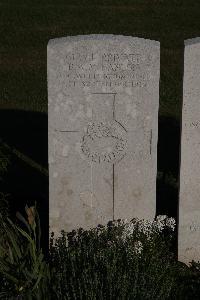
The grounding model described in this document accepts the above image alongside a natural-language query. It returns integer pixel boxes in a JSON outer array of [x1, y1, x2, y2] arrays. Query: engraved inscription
[[63, 51, 152, 88], [189, 223, 200, 232], [81, 121, 127, 163], [188, 121, 200, 128]]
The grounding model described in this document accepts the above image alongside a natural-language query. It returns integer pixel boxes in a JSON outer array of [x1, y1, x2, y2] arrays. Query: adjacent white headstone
[[48, 35, 160, 235], [179, 37, 200, 264]]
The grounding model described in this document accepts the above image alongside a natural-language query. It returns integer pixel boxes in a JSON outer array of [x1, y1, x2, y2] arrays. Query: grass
[[0, 0, 200, 118]]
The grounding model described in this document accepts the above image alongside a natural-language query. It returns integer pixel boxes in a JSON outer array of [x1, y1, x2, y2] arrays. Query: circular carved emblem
[[81, 121, 127, 163]]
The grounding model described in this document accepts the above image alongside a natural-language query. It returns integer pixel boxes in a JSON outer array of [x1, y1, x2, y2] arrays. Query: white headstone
[[179, 37, 200, 264], [48, 35, 160, 235]]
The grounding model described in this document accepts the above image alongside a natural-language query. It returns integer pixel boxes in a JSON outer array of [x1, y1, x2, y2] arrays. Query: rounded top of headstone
[[184, 37, 200, 46], [47, 34, 160, 48]]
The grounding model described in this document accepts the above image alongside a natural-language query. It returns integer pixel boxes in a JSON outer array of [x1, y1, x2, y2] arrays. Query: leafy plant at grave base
[[0, 193, 10, 261], [0, 203, 51, 300], [2, 206, 200, 300], [49, 216, 181, 300], [175, 260, 200, 300]]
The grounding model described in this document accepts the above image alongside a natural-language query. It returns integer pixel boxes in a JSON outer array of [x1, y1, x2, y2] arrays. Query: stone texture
[[179, 37, 200, 264], [47, 34, 160, 236]]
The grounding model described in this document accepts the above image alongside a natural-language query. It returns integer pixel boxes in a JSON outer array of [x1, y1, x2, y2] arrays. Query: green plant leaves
[[0, 205, 50, 299]]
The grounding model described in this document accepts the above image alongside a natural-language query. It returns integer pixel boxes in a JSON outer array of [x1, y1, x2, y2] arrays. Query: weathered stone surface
[[48, 35, 160, 235], [179, 37, 200, 264]]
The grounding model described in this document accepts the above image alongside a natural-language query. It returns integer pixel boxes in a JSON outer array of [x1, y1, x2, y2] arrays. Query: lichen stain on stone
[[84, 209, 93, 223], [58, 177, 70, 195], [80, 191, 97, 223], [132, 188, 142, 200], [67, 189, 73, 196], [61, 177, 70, 186]]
